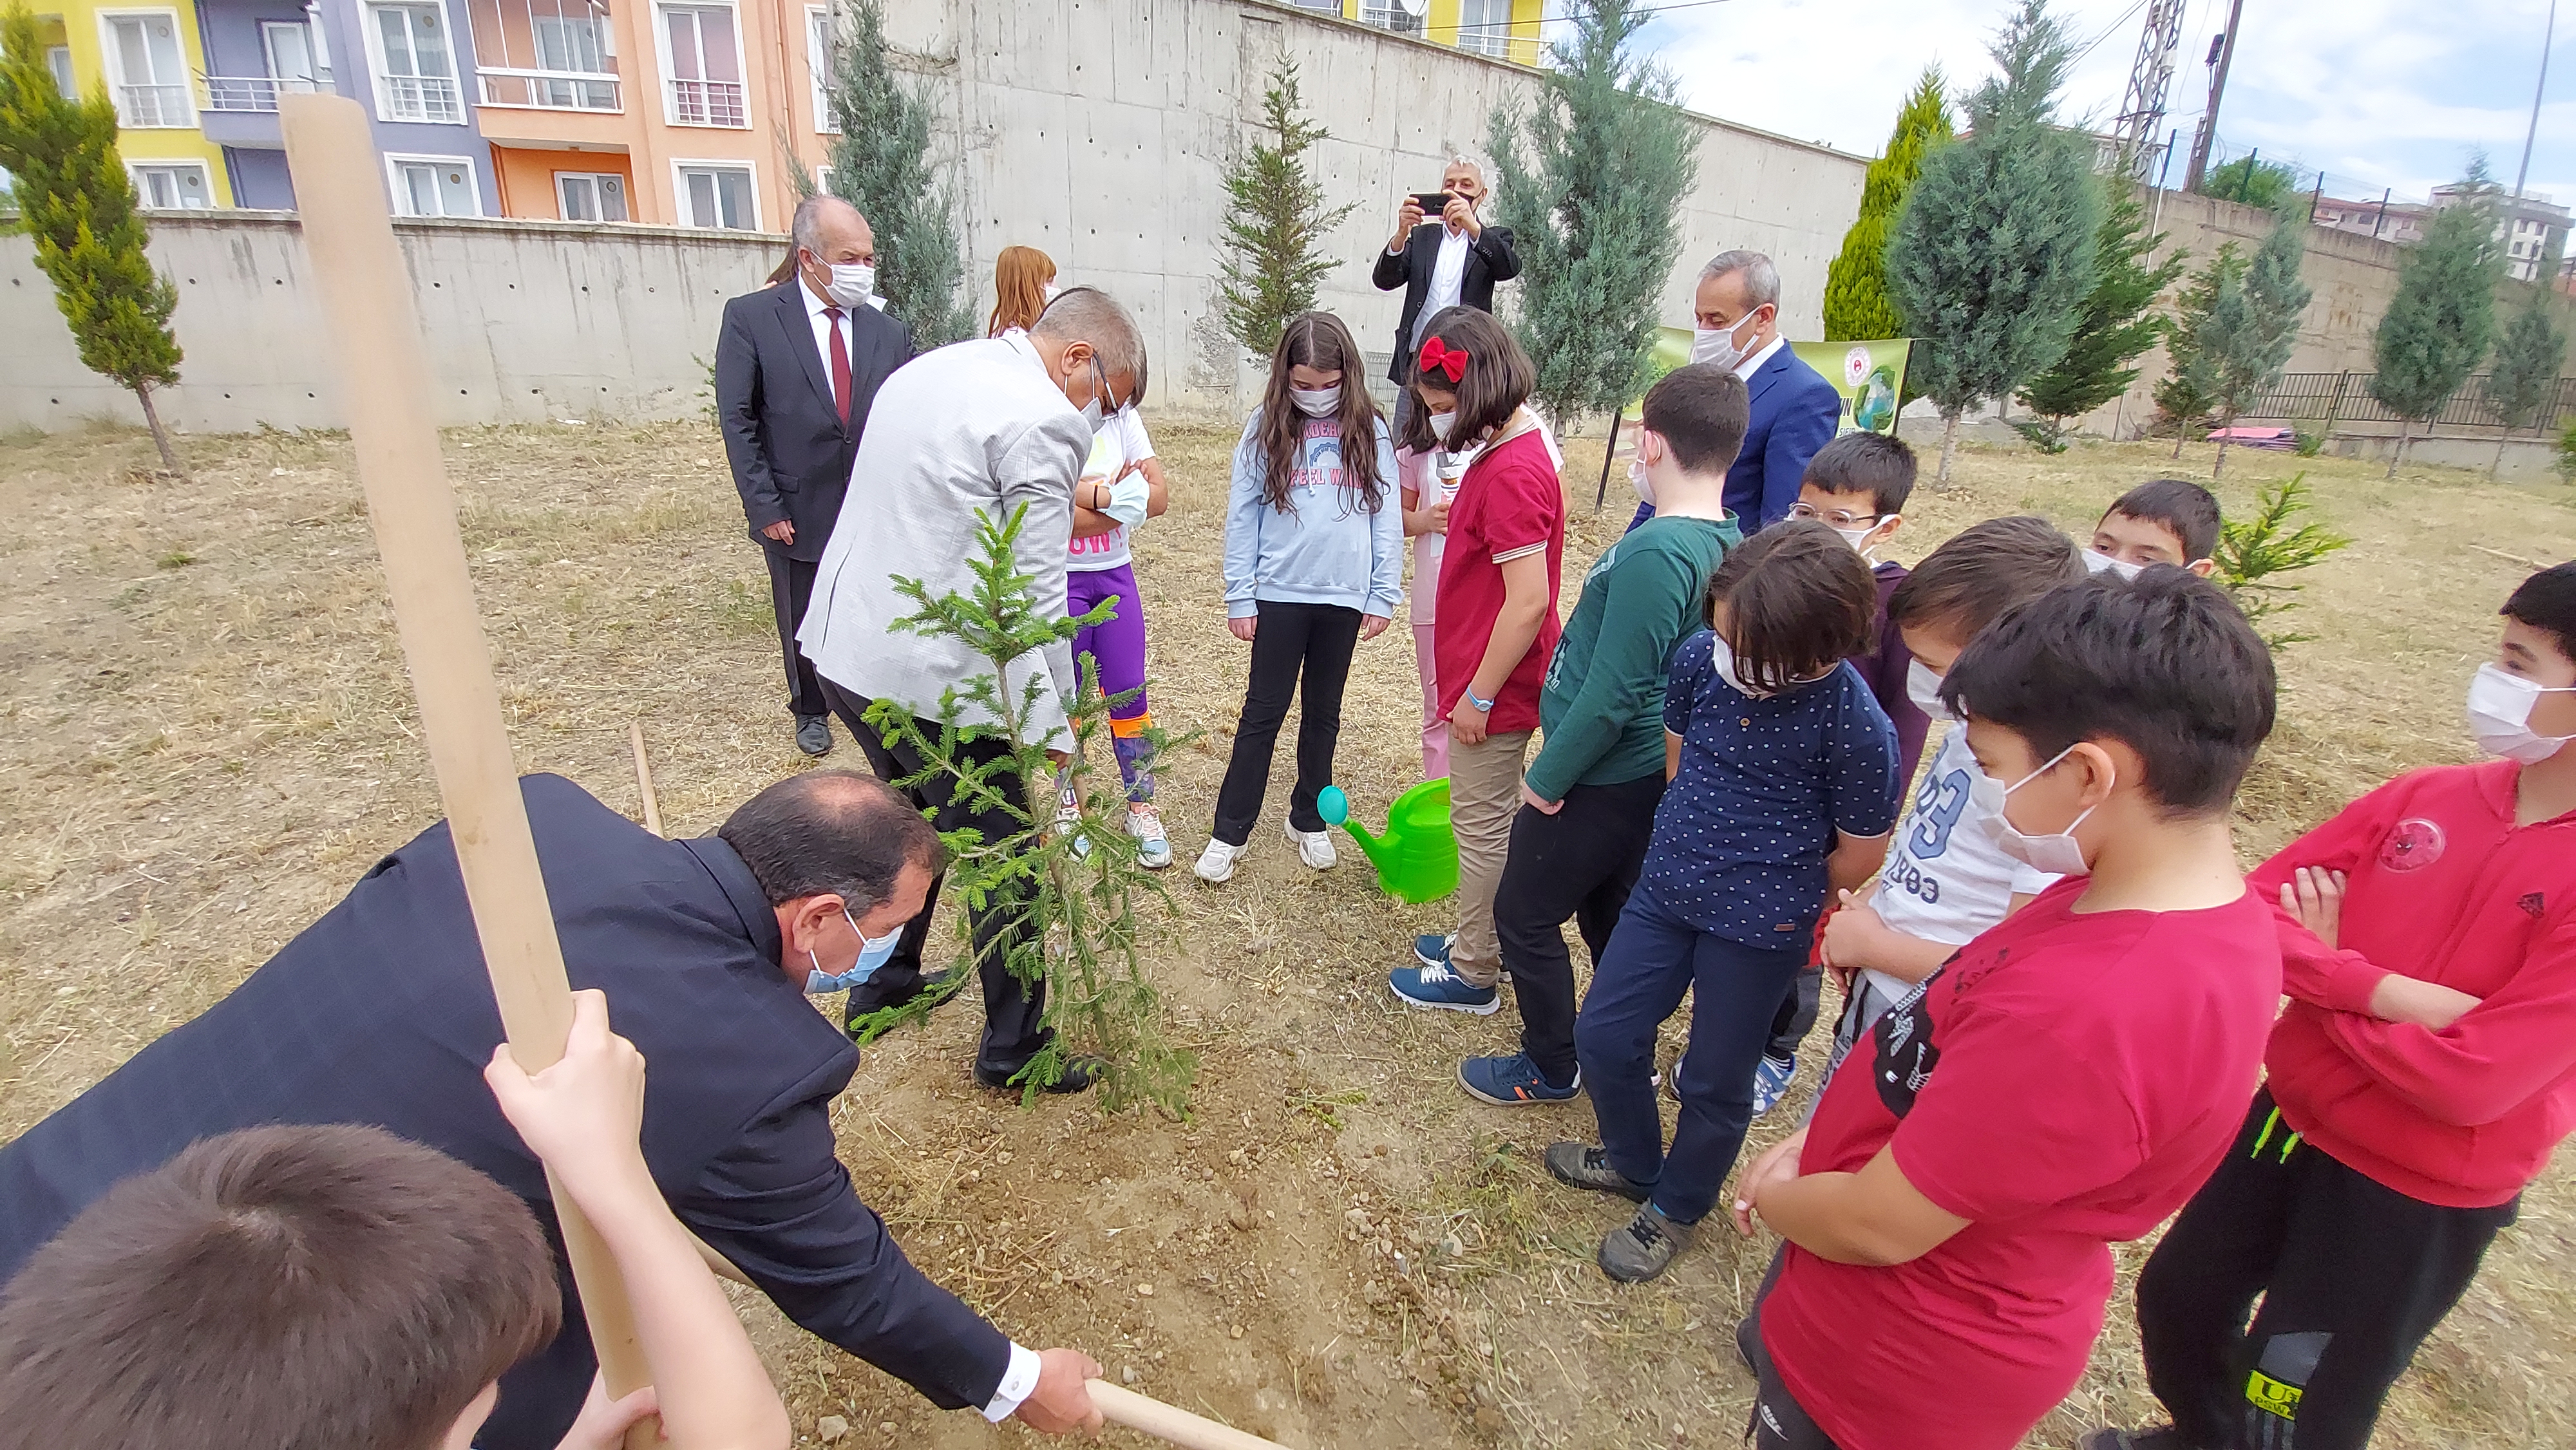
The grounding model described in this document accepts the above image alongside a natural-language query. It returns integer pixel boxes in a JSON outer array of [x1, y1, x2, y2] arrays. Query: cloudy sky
[[1620, 0, 2569, 220]]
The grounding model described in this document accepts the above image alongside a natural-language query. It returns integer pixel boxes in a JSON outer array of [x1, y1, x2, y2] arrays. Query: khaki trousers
[[1445, 727, 1533, 988]]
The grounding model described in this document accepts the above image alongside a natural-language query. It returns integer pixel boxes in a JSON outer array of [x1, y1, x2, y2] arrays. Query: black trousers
[[1211, 601, 1361, 846], [1736, 1247, 1842, 1450], [822, 681, 1049, 1076], [1495, 771, 1665, 1085], [1763, 965, 1824, 1063], [2136, 1090, 2518, 1450], [765, 545, 828, 720]]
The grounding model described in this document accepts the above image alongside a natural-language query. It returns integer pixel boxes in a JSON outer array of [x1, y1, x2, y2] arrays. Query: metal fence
[[2235, 372, 2576, 433]]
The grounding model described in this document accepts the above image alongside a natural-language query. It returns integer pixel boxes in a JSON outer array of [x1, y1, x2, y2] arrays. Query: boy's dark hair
[[1406, 306, 1535, 453], [1803, 432, 1918, 517], [1638, 364, 1750, 474], [0, 1124, 560, 1450], [1703, 519, 1881, 693], [2103, 478, 2222, 562], [720, 769, 945, 912], [1942, 572, 2277, 815], [1888, 515, 2087, 639], [2505, 563, 2576, 663]]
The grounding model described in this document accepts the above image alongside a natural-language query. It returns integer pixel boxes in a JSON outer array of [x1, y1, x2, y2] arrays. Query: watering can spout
[[1315, 782, 1459, 905], [1316, 786, 1392, 864]]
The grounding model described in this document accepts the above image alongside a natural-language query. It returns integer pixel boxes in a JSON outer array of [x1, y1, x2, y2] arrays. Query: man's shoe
[[1599, 1203, 1694, 1284], [1388, 960, 1499, 1014], [1126, 806, 1174, 869], [1544, 1142, 1653, 1202], [1459, 1052, 1582, 1105], [2078, 1430, 2203, 1450], [1751, 1053, 1798, 1118], [1414, 933, 1455, 969], [1285, 818, 1338, 870], [795, 714, 833, 757], [1193, 838, 1243, 883], [974, 1057, 1097, 1095]]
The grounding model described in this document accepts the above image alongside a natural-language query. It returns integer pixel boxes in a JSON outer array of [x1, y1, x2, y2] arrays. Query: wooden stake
[[1088, 1381, 1298, 1450], [629, 722, 665, 838], [278, 93, 656, 1447]]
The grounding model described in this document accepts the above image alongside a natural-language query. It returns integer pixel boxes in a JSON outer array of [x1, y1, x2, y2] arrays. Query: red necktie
[[825, 306, 852, 424]]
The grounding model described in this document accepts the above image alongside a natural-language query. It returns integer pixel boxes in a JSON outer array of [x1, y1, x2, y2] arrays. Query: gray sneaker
[[1544, 1142, 1652, 1202], [2079, 1430, 2203, 1450], [794, 714, 833, 757], [1598, 1203, 1694, 1283]]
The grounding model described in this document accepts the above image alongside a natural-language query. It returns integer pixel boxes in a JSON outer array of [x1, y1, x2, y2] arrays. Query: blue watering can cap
[[1316, 785, 1349, 826]]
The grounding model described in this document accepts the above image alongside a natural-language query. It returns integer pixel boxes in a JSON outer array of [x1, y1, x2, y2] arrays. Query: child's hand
[[487, 990, 650, 1199], [1360, 613, 1392, 642], [1519, 782, 1562, 815], [552, 1372, 659, 1450], [1820, 890, 1885, 974], [1227, 615, 1257, 643], [1731, 1127, 1808, 1238], [2279, 866, 2347, 950], [1450, 700, 1490, 746]]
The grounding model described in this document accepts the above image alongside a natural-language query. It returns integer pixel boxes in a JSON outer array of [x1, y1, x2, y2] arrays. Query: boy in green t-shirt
[[1455, 364, 1749, 1104]]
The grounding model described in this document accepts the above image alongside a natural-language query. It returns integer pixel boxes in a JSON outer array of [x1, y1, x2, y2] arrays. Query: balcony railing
[[202, 74, 322, 112], [115, 82, 191, 126], [667, 76, 744, 126], [478, 65, 620, 109], [378, 73, 464, 123]]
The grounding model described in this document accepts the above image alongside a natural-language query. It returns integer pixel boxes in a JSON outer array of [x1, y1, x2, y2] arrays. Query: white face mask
[[1830, 523, 1879, 555], [1973, 744, 2105, 876], [1041, 281, 1063, 303], [2467, 663, 2576, 763], [1906, 658, 1951, 723], [1690, 311, 1764, 372], [1712, 634, 1821, 700], [1290, 386, 1343, 419], [822, 261, 875, 309], [2083, 549, 2145, 581], [1629, 457, 1656, 507], [1426, 410, 1459, 448]]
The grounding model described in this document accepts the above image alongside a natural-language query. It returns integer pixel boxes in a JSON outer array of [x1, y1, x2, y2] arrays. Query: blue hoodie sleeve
[[1367, 422, 1406, 617], [1224, 416, 1266, 619]]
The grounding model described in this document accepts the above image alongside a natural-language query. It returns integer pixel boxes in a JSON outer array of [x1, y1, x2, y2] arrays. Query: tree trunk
[[2387, 418, 2410, 480], [2171, 418, 2188, 460], [2213, 431, 2231, 480], [2494, 429, 2510, 481], [1938, 410, 1960, 485], [132, 382, 183, 478]]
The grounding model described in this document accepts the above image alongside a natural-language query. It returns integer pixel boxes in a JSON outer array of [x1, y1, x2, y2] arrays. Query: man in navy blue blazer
[[1627, 250, 1842, 535], [0, 771, 1101, 1448]]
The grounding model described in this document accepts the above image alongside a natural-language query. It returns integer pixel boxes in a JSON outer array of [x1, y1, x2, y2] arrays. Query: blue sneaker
[[1414, 933, 1454, 969], [1751, 1053, 1798, 1118], [1388, 959, 1499, 1014], [1459, 1051, 1580, 1104]]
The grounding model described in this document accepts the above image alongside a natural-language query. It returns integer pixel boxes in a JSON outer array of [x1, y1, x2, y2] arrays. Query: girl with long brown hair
[[1195, 312, 1405, 883], [986, 245, 1057, 337]]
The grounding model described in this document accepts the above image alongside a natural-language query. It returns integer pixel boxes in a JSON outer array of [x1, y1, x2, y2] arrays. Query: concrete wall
[[0, 212, 773, 431]]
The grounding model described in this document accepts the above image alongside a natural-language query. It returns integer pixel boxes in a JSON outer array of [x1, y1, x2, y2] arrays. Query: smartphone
[[1410, 191, 1453, 215]]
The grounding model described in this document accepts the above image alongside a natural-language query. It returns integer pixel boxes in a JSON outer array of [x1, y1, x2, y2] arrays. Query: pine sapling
[[2485, 288, 2568, 478], [2370, 156, 2505, 478], [1217, 61, 1354, 356], [2212, 474, 2352, 649]]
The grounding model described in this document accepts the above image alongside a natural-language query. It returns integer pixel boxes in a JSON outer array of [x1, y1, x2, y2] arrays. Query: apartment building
[[30, 1, 236, 206], [1294, 0, 1544, 64]]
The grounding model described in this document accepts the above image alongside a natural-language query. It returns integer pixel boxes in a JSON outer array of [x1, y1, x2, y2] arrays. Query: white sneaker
[[1285, 818, 1338, 871], [1193, 838, 1244, 883], [1126, 805, 1174, 870]]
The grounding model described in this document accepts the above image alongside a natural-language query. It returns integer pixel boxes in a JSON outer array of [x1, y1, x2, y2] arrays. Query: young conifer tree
[[0, 5, 185, 475], [2152, 244, 2239, 455], [2371, 157, 2506, 477], [1486, 0, 1697, 424], [826, 0, 971, 346], [1886, 0, 2102, 482], [1824, 69, 1951, 343], [2014, 189, 2188, 447], [1216, 61, 1354, 355], [2177, 209, 2311, 477], [2485, 288, 2568, 477]]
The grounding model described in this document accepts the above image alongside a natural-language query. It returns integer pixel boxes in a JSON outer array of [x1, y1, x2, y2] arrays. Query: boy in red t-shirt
[[2094, 563, 2576, 1450], [1728, 570, 2284, 1450]]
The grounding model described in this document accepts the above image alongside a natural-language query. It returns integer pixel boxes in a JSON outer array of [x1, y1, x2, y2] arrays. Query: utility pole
[[2513, 0, 2556, 202], [2112, 0, 2188, 178], [2183, 0, 2244, 194]]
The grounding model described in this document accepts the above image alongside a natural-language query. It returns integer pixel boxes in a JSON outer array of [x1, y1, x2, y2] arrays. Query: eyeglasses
[[1790, 502, 1884, 529], [1088, 355, 1133, 416]]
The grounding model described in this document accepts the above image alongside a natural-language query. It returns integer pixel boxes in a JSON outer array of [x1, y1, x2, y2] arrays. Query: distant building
[[2434, 185, 2571, 283], [2313, 193, 2428, 245], [1303, 0, 1543, 62]]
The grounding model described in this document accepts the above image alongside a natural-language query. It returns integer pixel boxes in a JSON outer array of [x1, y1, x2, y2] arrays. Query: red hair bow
[[1417, 337, 1470, 382]]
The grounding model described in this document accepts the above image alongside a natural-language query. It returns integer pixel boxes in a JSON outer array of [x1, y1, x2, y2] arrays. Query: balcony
[[468, 0, 622, 114], [478, 65, 618, 109], [202, 74, 322, 112], [667, 75, 743, 127], [114, 82, 191, 127], [379, 72, 464, 123]]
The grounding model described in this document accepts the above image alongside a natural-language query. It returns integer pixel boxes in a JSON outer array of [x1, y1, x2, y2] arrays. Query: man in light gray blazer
[[799, 286, 1146, 1093]]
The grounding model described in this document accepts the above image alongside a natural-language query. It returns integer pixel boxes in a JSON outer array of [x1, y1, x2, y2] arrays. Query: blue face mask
[[805, 907, 901, 994]]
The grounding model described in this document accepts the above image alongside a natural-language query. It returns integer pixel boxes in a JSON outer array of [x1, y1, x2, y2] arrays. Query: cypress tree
[[2152, 244, 2239, 455], [2485, 288, 2568, 477], [0, 3, 185, 475], [2176, 209, 2311, 478], [1824, 69, 1951, 343], [1886, 0, 2103, 482], [1216, 61, 1354, 355], [2371, 157, 2505, 477], [826, 0, 971, 346], [1486, 0, 1698, 425], [2015, 189, 2188, 446]]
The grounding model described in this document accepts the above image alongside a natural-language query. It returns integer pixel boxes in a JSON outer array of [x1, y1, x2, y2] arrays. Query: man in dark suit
[[0, 771, 1101, 1449], [717, 194, 913, 758], [1373, 157, 1520, 427], [1628, 249, 1844, 535]]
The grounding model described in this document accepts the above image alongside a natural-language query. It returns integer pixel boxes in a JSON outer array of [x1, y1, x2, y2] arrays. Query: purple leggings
[[1069, 563, 1154, 801]]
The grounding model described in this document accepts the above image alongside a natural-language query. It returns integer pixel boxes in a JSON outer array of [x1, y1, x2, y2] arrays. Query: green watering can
[[1316, 780, 1459, 904]]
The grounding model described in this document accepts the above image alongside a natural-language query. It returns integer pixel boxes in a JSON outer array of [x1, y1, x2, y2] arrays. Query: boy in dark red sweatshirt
[[2094, 563, 2576, 1450]]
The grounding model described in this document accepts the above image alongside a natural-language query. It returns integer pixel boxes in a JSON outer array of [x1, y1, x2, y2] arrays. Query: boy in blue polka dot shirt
[[1548, 520, 1901, 1283]]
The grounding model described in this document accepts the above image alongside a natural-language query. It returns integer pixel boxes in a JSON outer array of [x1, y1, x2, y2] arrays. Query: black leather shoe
[[974, 1057, 1098, 1095], [795, 714, 833, 757]]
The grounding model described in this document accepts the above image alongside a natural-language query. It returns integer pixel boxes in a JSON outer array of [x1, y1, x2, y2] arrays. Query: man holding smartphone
[[1373, 157, 1521, 429]]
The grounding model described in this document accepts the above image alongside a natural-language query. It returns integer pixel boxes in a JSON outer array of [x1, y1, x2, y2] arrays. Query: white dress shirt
[[799, 278, 846, 391], [982, 1342, 1041, 1420], [1408, 225, 1474, 346], [1736, 332, 1785, 381]]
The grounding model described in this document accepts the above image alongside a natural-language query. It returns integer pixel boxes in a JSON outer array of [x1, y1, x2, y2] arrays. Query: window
[[1358, 1, 1423, 35], [806, 5, 837, 133], [1455, 0, 1510, 57], [388, 154, 480, 216], [556, 170, 629, 221], [659, 4, 745, 126], [530, 10, 616, 108], [131, 161, 212, 207], [101, 12, 192, 127], [46, 44, 74, 99], [674, 161, 755, 229], [370, 3, 464, 122], [263, 20, 320, 84]]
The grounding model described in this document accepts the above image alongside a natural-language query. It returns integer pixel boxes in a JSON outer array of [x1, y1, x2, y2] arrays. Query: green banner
[[1622, 330, 1911, 437]]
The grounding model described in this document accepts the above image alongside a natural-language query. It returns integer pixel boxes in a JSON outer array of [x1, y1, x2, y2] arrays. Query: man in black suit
[[0, 771, 1101, 1449], [1372, 157, 1520, 427], [717, 195, 913, 758]]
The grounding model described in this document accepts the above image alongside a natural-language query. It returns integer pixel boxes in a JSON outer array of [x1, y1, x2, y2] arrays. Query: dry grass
[[2, 417, 2570, 1449]]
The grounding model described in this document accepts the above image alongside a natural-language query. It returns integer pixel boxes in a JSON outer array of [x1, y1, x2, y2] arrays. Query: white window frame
[[554, 169, 629, 221], [1454, 0, 1510, 57], [654, 0, 748, 127], [806, 4, 837, 133], [363, 0, 466, 124], [46, 44, 76, 99], [129, 159, 213, 208], [98, 9, 196, 128], [670, 158, 759, 231], [384, 151, 482, 217]]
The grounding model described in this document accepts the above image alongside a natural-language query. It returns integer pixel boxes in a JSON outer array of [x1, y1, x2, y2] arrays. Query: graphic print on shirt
[[1070, 429, 1128, 561], [1542, 540, 1623, 694], [1868, 967, 1947, 1116], [2378, 817, 2446, 872], [1886, 762, 1973, 905]]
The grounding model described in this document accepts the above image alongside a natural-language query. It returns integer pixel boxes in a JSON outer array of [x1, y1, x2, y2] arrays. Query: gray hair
[[791, 194, 864, 254], [1032, 285, 1150, 400], [1698, 249, 1781, 310]]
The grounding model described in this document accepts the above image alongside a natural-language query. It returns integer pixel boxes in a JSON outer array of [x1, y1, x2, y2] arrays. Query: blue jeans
[[1574, 877, 1812, 1225]]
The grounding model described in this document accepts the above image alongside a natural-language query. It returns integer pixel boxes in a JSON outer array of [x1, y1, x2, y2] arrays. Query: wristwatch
[[1462, 686, 1495, 713]]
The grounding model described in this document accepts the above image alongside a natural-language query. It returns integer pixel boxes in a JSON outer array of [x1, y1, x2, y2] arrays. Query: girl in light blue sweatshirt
[[1196, 312, 1406, 883]]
